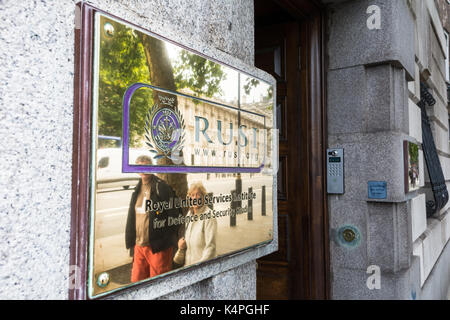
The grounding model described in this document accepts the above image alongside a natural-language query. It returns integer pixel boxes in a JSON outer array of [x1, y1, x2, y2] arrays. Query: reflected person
[[174, 182, 217, 266], [125, 155, 180, 282]]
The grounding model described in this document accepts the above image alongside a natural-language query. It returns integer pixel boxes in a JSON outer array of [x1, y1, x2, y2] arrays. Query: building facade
[[327, 0, 450, 300], [1, 0, 449, 299]]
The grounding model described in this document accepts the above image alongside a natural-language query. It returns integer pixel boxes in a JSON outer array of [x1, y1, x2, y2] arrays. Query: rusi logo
[[145, 102, 185, 160], [194, 115, 263, 165], [159, 95, 176, 107], [122, 83, 271, 173], [195, 116, 259, 148]]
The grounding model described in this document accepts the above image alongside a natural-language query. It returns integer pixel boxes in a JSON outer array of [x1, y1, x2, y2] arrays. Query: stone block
[[410, 194, 427, 242], [412, 239, 425, 286], [420, 237, 450, 299], [444, 213, 450, 244], [331, 256, 421, 300], [367, 201, 411, 272], [329, 198, 415, 273], [427, 61, 448, 106], [328, 64, 409, 136], [439, 155, 450, 181], [327, 0, 415, 80], [415, 0, 430, 72], [328, 132, 408, 202], [407, 62, 420, 101], [367, 65, 409, 134], [158, 261, 257, 300], [200, 261, 257, 300], [329, 199, 369, 270], [430, 31, 446, 84], [422, 218, 445, 280], [327, 66, 367, 135], [429, 121, 449, 154], [426, 98, 448, 133], [408, 98, 422, 143]]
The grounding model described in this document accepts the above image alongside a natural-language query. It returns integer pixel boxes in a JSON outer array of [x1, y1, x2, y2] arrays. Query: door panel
[[277, 156, 288, 200], [255, 21, 302, 300], [277, 97, 288, 141], [255, 0, 329, 300], [255, 45, 285, 81]]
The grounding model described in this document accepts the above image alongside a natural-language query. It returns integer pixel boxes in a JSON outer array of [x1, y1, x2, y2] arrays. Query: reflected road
[[94, 175, 273, 273]]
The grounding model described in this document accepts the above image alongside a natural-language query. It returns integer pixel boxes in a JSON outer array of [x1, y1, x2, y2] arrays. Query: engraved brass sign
[[88, 12, 275, 298], [404, 141, 420, 193]]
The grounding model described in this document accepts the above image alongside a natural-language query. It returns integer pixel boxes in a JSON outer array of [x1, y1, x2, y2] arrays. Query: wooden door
[[255, 1, 329, 300], [255, 20, 301, 300]]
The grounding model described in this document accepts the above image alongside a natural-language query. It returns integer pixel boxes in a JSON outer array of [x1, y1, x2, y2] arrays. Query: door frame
[[272, 0, 329, 299]]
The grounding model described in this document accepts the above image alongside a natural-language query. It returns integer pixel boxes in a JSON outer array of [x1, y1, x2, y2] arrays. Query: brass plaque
[[404, 141, 420, 192], [88, 12, 275, 297]]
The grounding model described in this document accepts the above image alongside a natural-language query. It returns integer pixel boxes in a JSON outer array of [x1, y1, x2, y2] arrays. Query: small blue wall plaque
[[368, 181, 387, 199]]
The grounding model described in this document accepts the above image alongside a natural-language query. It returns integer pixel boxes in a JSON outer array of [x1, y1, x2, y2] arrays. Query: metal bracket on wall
[[418, 82, 449, 217]]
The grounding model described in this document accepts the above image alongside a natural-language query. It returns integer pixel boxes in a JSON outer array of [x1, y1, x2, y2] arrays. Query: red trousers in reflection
[[131, 245, 173, 282]]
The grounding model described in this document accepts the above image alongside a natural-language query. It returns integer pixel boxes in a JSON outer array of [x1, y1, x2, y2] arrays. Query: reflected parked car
[[96, 148, 150, 190]]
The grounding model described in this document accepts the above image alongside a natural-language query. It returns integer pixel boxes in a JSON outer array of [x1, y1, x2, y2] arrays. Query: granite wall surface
[[326, 0, 450, 300]]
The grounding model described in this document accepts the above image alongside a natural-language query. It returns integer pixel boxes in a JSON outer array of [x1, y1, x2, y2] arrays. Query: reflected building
[[131, 85, 273, 181]]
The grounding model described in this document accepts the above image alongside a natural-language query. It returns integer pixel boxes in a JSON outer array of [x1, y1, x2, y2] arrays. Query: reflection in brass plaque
[[88, 13, 275, 298], [404, 141, 420, 193]]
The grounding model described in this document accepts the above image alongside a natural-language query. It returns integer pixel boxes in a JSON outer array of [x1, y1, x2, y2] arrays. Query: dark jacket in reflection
[[125, 175, 181, 254]]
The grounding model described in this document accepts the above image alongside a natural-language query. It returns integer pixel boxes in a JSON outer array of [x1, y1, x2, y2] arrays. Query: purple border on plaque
[[122, 82, 266, 173]]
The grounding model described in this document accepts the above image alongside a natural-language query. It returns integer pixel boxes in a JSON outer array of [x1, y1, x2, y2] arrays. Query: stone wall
[[437, 0, 450, 33], [326, 0, 450, 299], [409, 0, 450, 295]]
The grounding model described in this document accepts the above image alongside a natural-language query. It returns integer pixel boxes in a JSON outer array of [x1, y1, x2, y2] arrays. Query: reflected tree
[[98, 19, 151, 148], [173, 51, 226, 100], [98, 17, 229, 208], [243, 77, 273, 110], [137, 33, 228, 209], [137, 32, 188, 203]]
